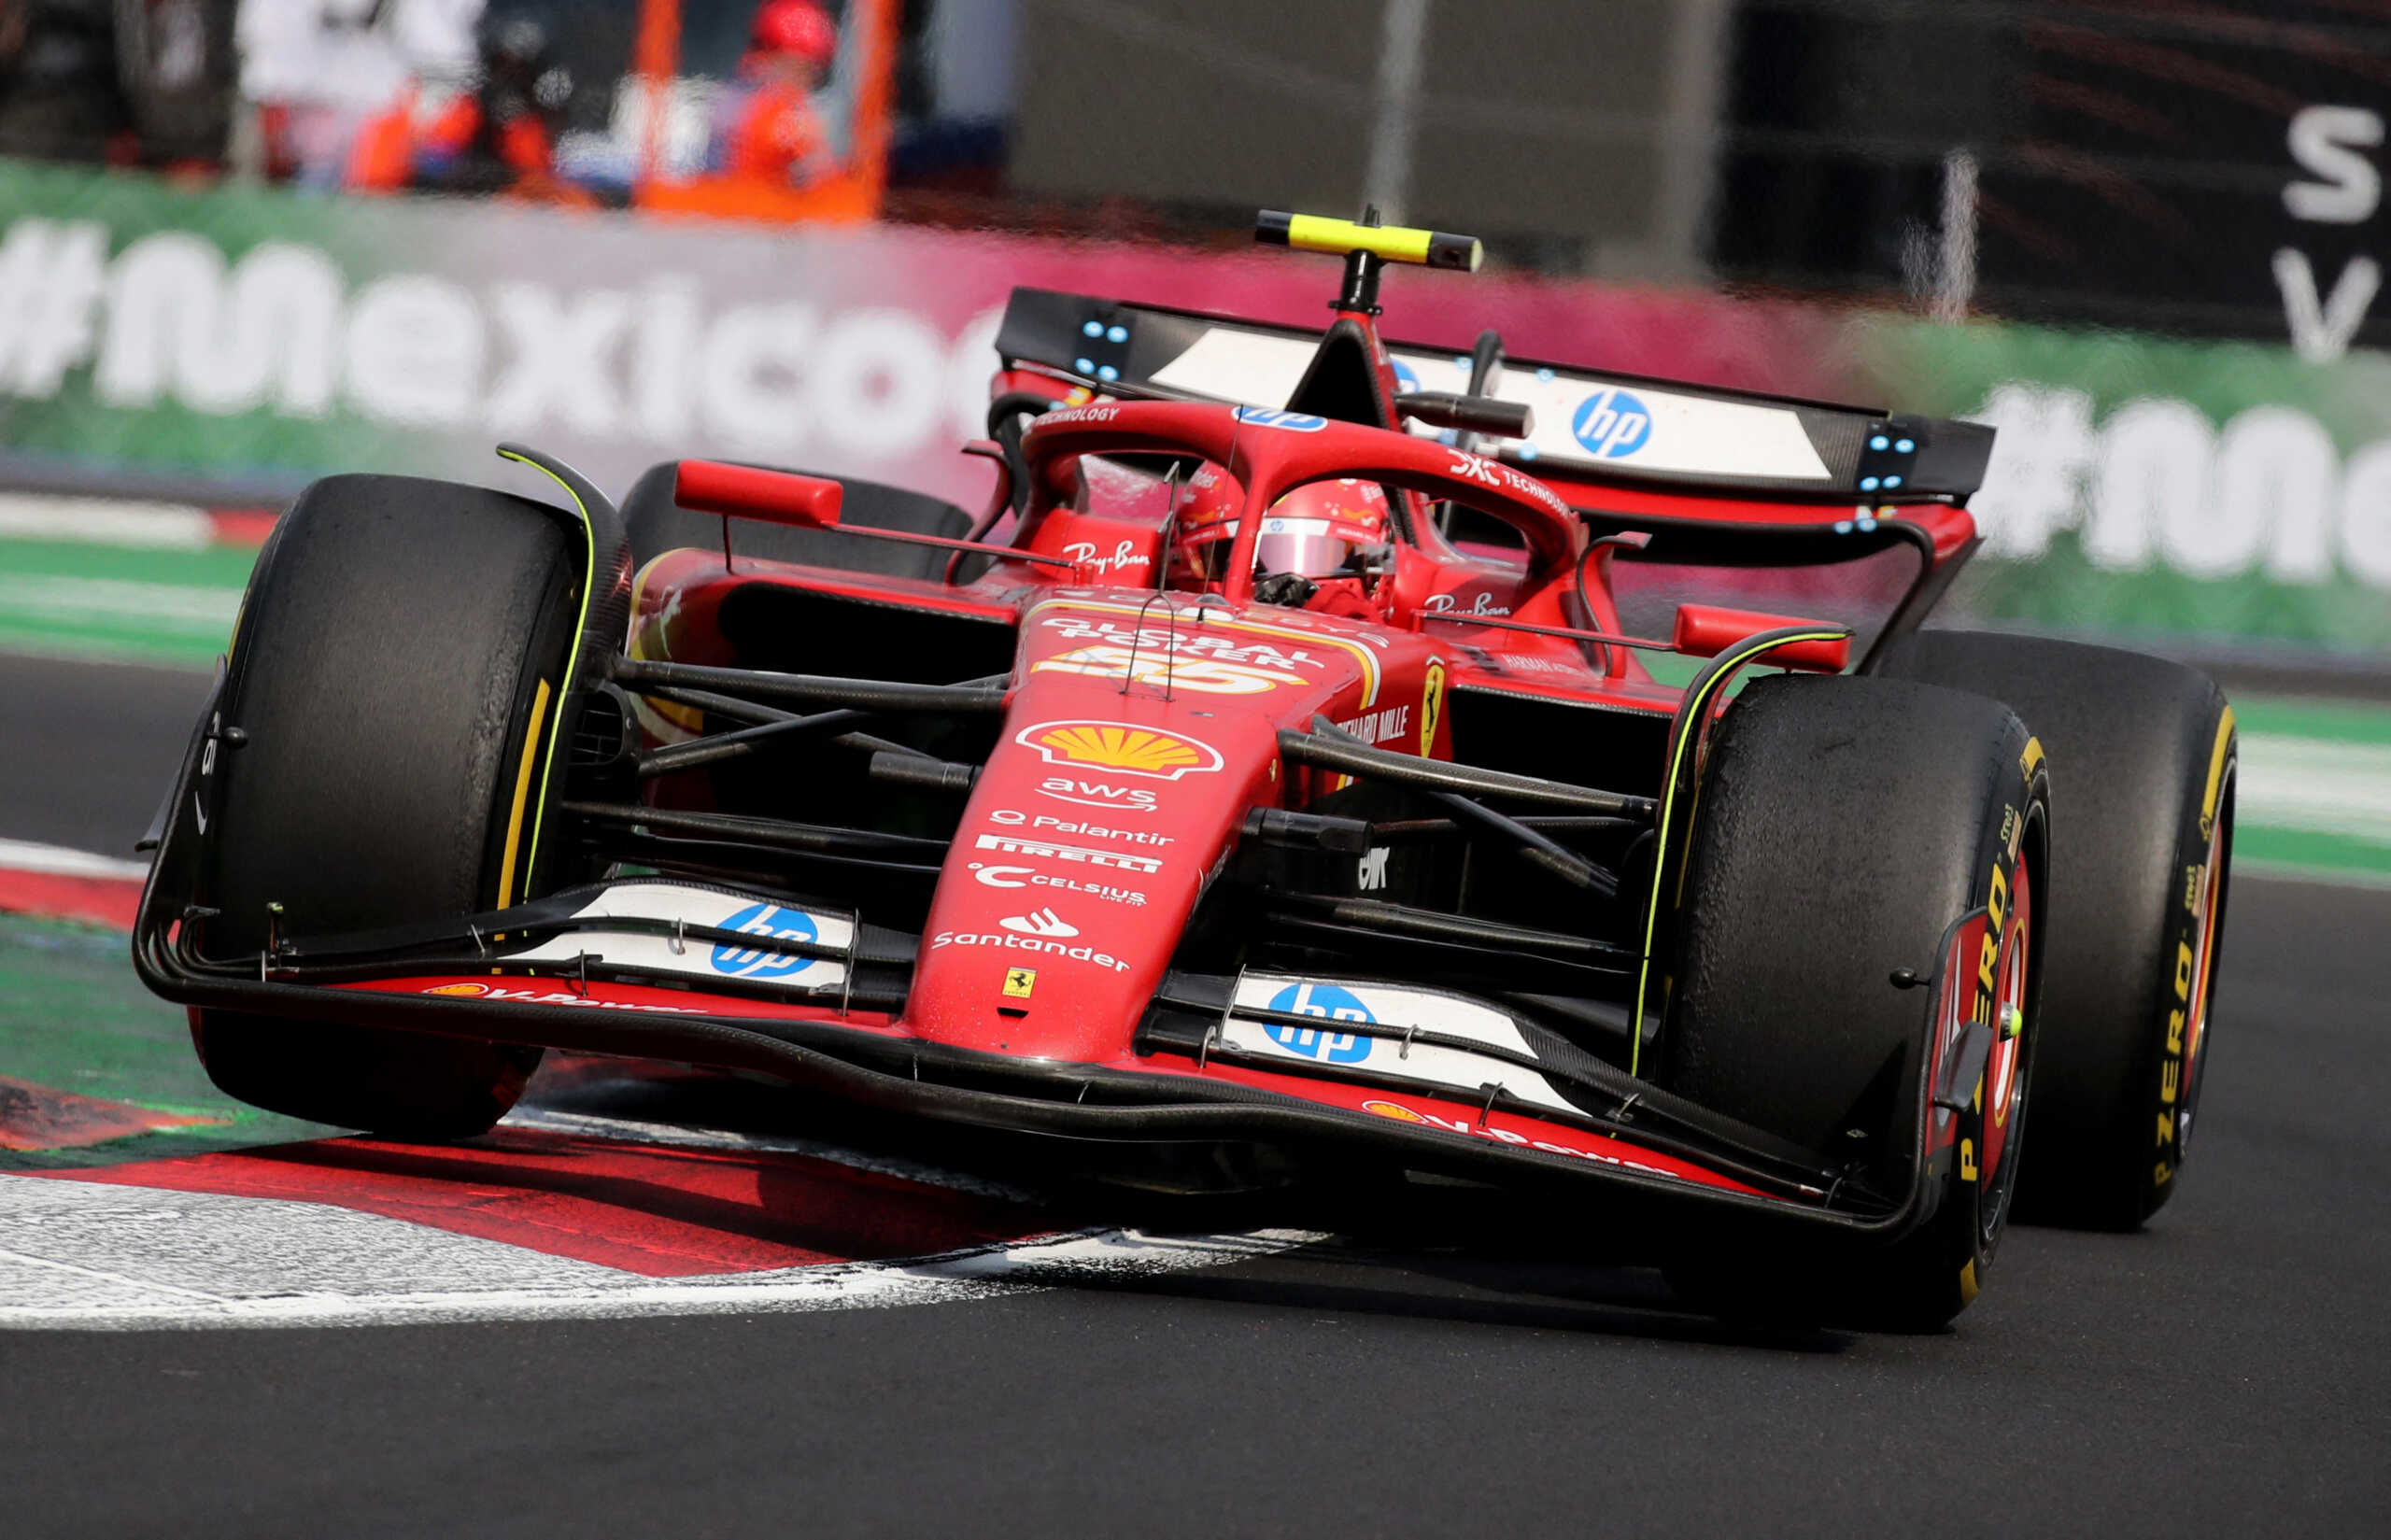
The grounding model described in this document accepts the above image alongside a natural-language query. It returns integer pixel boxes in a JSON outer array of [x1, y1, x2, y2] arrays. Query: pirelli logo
[[973, 833, 1164, 875]]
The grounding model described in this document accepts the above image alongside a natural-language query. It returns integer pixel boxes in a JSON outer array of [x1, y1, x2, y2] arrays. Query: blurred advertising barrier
[[0, 162, 1846, 519], [1863, 321, 2391, 658], [3, 160, 2386, 660]]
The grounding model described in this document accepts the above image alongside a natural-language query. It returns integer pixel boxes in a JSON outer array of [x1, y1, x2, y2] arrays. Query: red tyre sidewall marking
[[1978, 852, 2031, 1188], [2180, 809, 2228, 1134]]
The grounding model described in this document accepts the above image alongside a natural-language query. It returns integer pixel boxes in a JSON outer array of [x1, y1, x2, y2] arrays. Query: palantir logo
[[1262, 982, 1377, 1064], [710, 903, 820, 980], [1570, 388, 1653, 459]]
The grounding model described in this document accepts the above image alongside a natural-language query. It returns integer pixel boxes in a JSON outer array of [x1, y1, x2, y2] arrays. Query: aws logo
[[1037, 775, 1159, 812]]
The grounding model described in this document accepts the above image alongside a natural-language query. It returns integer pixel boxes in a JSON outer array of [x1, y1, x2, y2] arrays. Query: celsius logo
[[999, 908, 1077, 939], [1262, 982, 1377, 1064], [1232, 406, 1328, 432], [1571, 389, 1653, 459], [709, 903, 820, 980]]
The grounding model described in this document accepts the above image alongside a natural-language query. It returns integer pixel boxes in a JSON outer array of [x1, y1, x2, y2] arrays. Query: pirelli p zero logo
[[1956, 837, 2017, 1190], [2154, 935, 2195, 1188], [1959, 748, 2039, 1188], [2156, 710, 2232, 1189]]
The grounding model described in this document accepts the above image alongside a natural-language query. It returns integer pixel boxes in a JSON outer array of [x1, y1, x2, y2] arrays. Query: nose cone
[[899, 595, 1378, 1063]]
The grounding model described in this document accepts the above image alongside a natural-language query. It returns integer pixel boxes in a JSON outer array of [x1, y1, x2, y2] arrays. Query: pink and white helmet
[[1174, 472, 1390, 583]]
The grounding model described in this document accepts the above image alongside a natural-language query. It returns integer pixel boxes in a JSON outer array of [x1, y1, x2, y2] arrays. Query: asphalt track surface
[[6, 653, 2387, 1537]]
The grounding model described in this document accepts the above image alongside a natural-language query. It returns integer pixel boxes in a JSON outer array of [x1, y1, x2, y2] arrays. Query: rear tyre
[[1660, 674, 2047, 1330], [191, 473, 612, 1138], [1876, 630, 2236, 1229]]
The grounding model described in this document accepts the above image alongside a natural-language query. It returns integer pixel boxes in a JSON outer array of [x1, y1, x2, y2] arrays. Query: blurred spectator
[[399, 7, 580, 198], [0, 0, 134, 162], [117, 1, 244, 167], [713, 0, 836, 188], [233, 0, 476, 186]]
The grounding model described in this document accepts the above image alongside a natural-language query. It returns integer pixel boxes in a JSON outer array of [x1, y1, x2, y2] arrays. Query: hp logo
[[1570, 389, 1653, 459], [1262, 982, 1377, 1064], [710, 903, 820, 980], [1232, 406, 1329, 432]]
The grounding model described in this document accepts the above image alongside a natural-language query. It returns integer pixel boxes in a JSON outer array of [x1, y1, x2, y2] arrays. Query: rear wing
[[996, 288, 1994, 503]]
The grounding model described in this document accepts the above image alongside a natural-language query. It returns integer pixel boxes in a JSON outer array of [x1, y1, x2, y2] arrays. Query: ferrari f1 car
[[134, 212, 2237, 1328]]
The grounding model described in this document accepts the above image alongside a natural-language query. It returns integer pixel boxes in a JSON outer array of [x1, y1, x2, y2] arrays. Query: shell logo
[[1015, 720, 1224, 781], [1362, 1099, 1429, 1124], [426, 982, 489, 996]]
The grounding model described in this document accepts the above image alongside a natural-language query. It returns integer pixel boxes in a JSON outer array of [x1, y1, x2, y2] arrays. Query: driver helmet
[[750, 0, 840, 66], [1173, 471, 1390, 585]]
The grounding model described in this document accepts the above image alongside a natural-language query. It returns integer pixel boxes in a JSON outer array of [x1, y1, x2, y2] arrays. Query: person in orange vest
[[714, 0, 838, 188]]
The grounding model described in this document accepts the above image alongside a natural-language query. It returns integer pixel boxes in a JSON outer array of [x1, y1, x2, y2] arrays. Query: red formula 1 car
[[134, 213, 2237, 1327]]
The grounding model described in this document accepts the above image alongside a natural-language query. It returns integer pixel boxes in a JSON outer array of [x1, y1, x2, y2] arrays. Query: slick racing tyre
[[1660, 674, 2048, 1331], [191, 473, 619, 1138], [1876, 630, 2235, 1229], [622, 460, 973, 583]]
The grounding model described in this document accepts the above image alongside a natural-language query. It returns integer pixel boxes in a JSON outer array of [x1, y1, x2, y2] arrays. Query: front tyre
[[1660, 673, 2048, 1330], [191, 473, 617, 1138]]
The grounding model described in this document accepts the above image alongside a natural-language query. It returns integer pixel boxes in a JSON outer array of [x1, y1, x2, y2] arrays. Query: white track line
[[0, 575, 242, 632], [0, 839, 149, 881], [0, 494, 214, 549], [0, 1172, 1317, 1332], [2239, 734, 2391, 845]]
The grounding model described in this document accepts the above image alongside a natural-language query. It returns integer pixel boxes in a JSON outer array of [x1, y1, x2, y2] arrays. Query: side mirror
[[674, 460, 844, 530], [1396, 391, 1535, 439], [1671, 603, 1851, 673]]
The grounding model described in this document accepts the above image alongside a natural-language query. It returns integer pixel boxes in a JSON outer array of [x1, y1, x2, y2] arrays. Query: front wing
[[132, 694, 1954, 1248]]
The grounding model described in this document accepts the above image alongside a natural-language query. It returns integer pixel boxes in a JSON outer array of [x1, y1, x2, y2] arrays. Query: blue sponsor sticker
[[1392, 359, 1421, 395], [1262, 982, 1376, 1064], [710, 902, 821, 980], [1569, 388, 1653, 459], [1232, 406, 1330, 432]]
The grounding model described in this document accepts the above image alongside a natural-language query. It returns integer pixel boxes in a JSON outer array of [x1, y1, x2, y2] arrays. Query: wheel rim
[[1975, 842, 2034, 1239], [2177, 775, 2232, 1152]]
